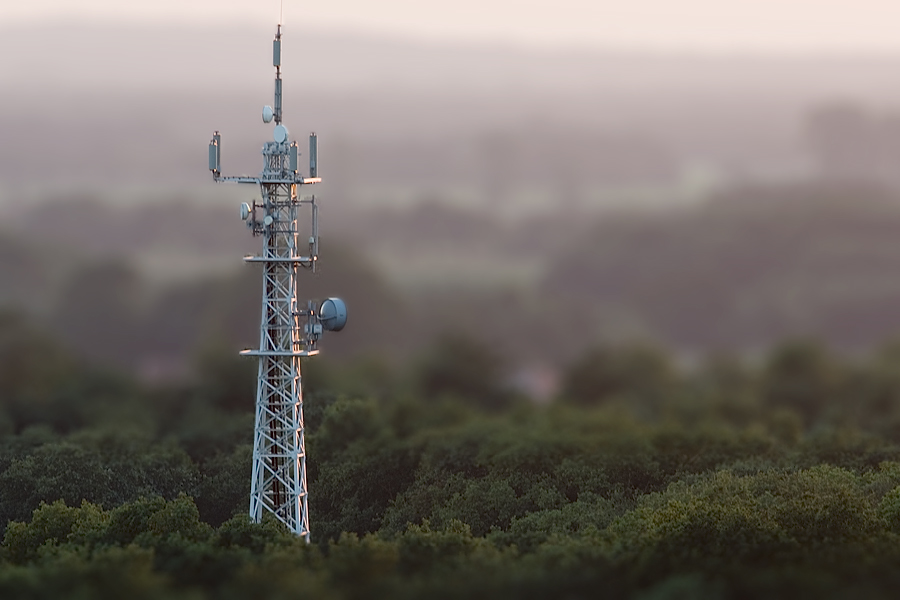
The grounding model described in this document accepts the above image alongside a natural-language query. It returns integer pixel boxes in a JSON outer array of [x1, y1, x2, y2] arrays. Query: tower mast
[[208, 23, 347, 542]]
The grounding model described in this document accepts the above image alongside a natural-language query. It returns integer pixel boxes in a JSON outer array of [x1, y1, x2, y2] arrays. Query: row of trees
[[5, 313, 900, 596], [5, 461, 900, 600], [6, 435, 900, 598]]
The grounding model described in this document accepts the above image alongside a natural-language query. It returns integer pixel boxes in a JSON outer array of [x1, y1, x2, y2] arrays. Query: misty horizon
[[13, 1, 900, 55], [5, 21, 900, 195]]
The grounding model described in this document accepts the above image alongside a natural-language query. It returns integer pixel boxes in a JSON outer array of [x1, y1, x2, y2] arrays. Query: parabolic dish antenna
[[262, 105, 274, 123], [319, 298, 348, 331], [274, 124, 289, 143]]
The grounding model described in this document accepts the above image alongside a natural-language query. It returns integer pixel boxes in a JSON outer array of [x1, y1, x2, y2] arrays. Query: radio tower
[[208, 22, 347, 542]]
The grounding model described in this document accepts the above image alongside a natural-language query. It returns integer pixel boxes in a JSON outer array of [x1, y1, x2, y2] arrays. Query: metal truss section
[[248, 179, 310, 540]]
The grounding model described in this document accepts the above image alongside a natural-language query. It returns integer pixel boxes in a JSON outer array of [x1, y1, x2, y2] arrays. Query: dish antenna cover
[[274, 124, 289, 143], [262, 106, 274, 123], [319, 298, 347, 331]]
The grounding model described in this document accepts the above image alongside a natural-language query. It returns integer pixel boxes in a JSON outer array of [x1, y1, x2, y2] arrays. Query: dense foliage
[[5, 314, 900, 597]]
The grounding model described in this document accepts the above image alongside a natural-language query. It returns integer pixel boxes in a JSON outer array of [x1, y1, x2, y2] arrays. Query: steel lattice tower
[[208, 24, 346, 541]]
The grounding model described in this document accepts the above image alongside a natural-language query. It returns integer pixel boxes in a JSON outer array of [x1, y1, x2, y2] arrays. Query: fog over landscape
[[4, 21, 900, 195], [9, 5, 900, 598], [5, 19, 900, 373]]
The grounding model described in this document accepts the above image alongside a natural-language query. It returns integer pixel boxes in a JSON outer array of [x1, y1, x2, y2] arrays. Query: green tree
[[559, 343, 676, 414], [414, 333, 512, 410], [762, 340, 843, 425]]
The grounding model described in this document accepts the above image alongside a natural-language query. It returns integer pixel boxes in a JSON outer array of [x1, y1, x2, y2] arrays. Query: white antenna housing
[[274, 124, 289, 143]]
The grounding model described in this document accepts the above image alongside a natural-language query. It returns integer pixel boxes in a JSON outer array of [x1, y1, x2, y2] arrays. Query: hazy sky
[[8, 0, 900, 54]]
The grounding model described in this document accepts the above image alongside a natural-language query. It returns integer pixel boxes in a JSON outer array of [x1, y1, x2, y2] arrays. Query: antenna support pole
[[273, 25, 283, 124]]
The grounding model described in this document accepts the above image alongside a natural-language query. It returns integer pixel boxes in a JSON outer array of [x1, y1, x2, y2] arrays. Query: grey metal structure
[[208, 23, 346, 542]]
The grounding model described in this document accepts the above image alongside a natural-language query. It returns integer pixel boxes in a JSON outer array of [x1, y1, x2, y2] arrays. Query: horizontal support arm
[[240, 349, 320, 358], [215, 175, 322, 185], [243, 255, 316, 264]]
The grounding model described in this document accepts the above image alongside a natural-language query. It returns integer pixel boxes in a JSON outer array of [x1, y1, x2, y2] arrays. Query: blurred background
[[6, 1, 900, 397]]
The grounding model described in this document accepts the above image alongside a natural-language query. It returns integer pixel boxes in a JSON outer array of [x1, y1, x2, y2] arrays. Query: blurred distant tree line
[[4, 313, 900, 597], [13, 182, 900, 377]]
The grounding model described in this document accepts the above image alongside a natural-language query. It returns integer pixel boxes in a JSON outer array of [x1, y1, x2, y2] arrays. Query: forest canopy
[[2, 313, 900, 598]]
